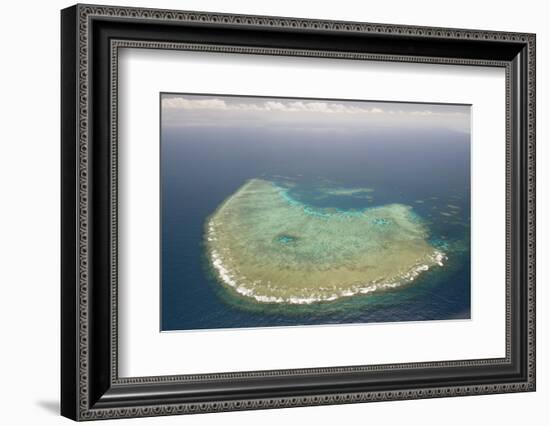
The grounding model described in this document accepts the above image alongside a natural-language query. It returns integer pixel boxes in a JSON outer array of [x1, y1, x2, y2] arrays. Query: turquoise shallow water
[[161, 126, 471, 330]]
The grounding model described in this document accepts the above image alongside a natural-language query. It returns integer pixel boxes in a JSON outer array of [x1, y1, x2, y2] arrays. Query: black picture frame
[[61, 4, 536, 421]]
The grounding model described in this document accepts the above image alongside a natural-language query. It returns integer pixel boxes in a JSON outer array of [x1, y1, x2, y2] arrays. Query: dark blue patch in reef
[[276, 234, 299, 244], [373, 218, 391, 225]]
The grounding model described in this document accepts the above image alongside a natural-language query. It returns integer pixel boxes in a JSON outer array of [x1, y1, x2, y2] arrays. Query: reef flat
[[321, 187, 374, 196], [205, 179, 445, 304]]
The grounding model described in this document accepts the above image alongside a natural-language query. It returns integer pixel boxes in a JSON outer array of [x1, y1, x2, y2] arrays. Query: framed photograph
[[61, 4, 536, 421]]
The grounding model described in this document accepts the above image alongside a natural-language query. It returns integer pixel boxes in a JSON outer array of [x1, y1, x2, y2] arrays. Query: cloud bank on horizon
[[161, 94, 471, 133]]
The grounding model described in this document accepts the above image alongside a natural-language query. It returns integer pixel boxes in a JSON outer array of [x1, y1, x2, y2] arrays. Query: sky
[[161, 93, 471, 134]]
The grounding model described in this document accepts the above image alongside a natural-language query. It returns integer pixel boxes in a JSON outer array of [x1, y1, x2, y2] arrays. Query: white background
[[119, 49, 505, 377], [0, 0, 547, 425]]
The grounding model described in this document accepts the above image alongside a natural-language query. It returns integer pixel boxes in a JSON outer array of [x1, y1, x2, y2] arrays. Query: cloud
[[161, 95, 471, 133], [162, 97, 229, 110], [162, 97, 394, 115]]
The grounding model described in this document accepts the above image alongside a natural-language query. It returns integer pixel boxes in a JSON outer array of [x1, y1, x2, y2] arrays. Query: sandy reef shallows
[[205, 179, 445, 304]]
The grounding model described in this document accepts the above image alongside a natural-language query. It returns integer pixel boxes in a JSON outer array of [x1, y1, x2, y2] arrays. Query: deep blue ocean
[[161, 126, 471, 331]]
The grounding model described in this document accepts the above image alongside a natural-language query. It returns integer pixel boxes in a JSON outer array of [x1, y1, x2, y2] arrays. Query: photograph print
[[161, 93, 471, 331]]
